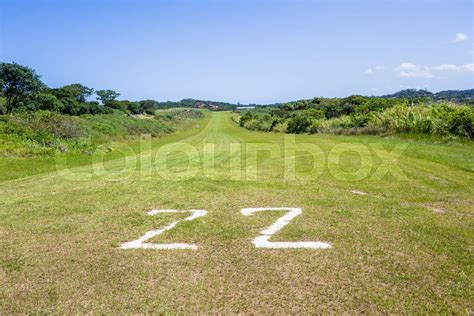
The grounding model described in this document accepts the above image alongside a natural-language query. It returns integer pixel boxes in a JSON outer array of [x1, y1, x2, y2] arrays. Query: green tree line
[[238, 95, 474, 139], [0, 62, 240, 115]]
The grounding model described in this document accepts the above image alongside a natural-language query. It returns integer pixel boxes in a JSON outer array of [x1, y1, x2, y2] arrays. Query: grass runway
[[1, 112, 473, 313]]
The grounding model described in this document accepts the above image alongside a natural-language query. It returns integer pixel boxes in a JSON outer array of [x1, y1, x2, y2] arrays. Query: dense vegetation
[[0, 61, 211, 158], [0, 108, 203, 158], [237, 95, 474, 139], [154, 98, 240, 111], [2, 62, 473, 142]]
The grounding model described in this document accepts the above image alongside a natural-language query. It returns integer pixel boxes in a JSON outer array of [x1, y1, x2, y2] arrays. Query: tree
[[126, 101, 141, 114], [25, 92, 64, 112], [0, 62, 45, 114], [52, 83, 94, 103], [287, 113, 312, 134], [107, 100, 135, 112], [96, 89, 120, 106], [0, 96, 6, 114], [138, 99, 159, 114]]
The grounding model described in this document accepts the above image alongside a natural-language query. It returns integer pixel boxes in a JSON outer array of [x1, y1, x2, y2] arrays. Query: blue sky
[[1, 0, 473, 104]]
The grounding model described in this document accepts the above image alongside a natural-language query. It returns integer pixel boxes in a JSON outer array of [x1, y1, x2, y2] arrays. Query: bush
[[309, 116, 354, 134], [431, 103, 473, 138], [0, 110, 201, 157], [372, 103, 473, 138], [373, 105, 434, 134], [287, 114, 312, 133], [8, 110, 82, 139], [272, 121, 288, 133], [23, 93, 64, 112], [0, 111, 86, 155], [237, 97, 473, 139], [242, 118, 260, 131]]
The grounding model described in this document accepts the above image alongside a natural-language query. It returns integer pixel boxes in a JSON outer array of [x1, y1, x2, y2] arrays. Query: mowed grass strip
[[0, 112, 473, 313]]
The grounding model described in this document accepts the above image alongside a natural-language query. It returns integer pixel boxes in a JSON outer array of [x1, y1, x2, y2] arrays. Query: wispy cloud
[[462, 64, 474, 72], [395, 62, 474, 78], [431, 64, 459, 71], [395, 63, 433, 78], [364, 66, 384, 75], [454, 32, 469, 42], [431, 63, 474, 72]]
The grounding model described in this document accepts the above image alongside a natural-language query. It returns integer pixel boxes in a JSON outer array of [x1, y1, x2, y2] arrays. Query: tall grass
[[372, 103, 473, 138], [305, 103, 473, 138], [0, 110, 199, 157], [154, 108, 204, 120]]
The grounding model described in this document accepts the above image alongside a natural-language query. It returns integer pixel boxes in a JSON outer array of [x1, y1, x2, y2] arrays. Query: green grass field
[[1, 112, 473, 313]]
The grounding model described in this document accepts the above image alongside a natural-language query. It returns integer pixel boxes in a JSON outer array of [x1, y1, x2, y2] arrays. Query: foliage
[[0, 62, 251, 116], [138, 99, 160, 114], [238, 96, 474, 139], [154, 108, 204, 121], [373, 103, 473, 138], [384, 88, 474, 103], [23, 92, 64, 112], [287, 113, 312, 133], [96, 89, 120, 106], [0, 62, 46, 114], [383, 89, 434, 99], [154, 98, 240, 111], [51, 83, 94, 103], [0, 109, 203, 158]]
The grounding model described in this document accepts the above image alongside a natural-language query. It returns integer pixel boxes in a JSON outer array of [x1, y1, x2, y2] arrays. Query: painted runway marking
[[241, 207, 331, 249], [120, 209, 207, 250]]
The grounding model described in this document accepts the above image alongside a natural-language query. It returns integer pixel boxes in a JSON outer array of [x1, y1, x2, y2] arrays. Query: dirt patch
[[0, 267, 6, 283]]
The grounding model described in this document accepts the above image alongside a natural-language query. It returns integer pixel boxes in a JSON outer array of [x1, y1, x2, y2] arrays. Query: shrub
[[431, 103, 473, 138], [243, 118, 260, 131], [372, 103, 473, 138], [0, 109, 199, 157], [372, 105, 433, 133], [309, 116, 354, 134], [23, 93, 64, 112], [287, 114, 312, 134], [8, 110, 82, 139], [238, 98, 473, 139], [272, 121, 288, 133]]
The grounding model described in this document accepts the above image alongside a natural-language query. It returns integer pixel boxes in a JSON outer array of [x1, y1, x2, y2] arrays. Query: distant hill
[[134, 98, 241, 111], [155, 99, 239, 111], [434, 89, 474, 101], [383, 88, 474, 102], [383, 89, 434, 99]]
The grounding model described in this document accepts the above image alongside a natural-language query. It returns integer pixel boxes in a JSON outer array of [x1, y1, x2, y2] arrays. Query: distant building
[[236, 106, 255, 110]]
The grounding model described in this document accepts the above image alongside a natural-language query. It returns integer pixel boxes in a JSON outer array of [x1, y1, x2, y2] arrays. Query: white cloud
[[431, 63, 474, 72], [454, 32, 469, 42], [399, 70, 433, 78], [397, 63, 417, 70], [431, 64, 458, 71], [364, 66, 384, 75], [394, 62, 474, 78], [461, 63, 474, 72], [395, 63, 433, 78]]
